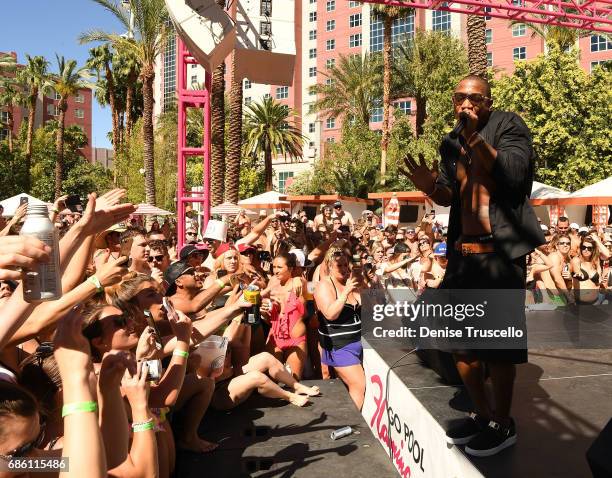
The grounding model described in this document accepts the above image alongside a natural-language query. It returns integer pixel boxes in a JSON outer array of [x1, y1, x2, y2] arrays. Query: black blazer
[[436, 110, 546, 261]]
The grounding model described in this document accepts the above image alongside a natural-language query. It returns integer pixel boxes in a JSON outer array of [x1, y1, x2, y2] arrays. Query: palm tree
[[244, 97, 304, 191], [0, 79, 21, 153], [394, 30, 468, 137], [225, 55, 243, 204], [210, 0, 226, 207], [312, 53, 382, 125], [114, 45, 140, 139], [0, 53, 17, 75], [466, 15, 488, 78], [81, 0, 172, 206], [370, 4, 413, 183], [16, 55, 50, 190], [87, 44, 120, 154], [50, 55, 92, 198]]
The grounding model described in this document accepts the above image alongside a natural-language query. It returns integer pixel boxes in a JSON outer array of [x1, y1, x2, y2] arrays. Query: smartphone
[[119, 237, 133, 267], [65, 195, 83, 213], [162, 297, 179, 322], [144, 359, 162, 382], [19, 196, 28, 206], [143, 310, 163, 350]]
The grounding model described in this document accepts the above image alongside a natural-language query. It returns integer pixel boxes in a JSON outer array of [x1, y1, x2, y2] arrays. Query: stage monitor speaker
[[166, 0, 236, 72], [399, 205, 419, 223], [587, 418, 612, 478]]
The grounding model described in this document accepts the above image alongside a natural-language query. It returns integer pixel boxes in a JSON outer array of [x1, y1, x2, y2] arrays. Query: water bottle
[[243, 285, 261, 326], [20, 204, 62, 302]]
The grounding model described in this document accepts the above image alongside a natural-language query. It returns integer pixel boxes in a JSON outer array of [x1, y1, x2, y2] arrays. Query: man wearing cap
[[164, 261, 237, 317], [93, 223, 127, 269], [423, 243, 448, 289], [362, 210, 379, 228], [568, 223, 581, 257], [332, 201, 355, 229]]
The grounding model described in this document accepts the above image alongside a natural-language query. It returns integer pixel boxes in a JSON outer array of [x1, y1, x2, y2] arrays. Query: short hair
[[557, 217, 569, 224], [120, 226, 147, 243], [0, 381, 39, 441], [148, 239, 168, 255], [459, 74, 492, 98]]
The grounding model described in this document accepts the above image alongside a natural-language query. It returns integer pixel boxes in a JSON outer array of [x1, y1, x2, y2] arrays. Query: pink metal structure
[[176, 37, 211, 249], [364, 0, 612, 33]]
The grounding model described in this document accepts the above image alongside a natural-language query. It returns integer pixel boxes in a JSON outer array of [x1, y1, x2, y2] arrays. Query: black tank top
[[317, 278, 361, 350]]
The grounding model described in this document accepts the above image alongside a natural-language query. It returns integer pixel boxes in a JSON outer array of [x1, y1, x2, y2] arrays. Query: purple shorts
[[321, 341, 363, 367]]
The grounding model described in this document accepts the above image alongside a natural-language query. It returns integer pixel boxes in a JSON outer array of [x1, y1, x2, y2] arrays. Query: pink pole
[[202, 71, 212, 234], [177, 37, 186, 250]]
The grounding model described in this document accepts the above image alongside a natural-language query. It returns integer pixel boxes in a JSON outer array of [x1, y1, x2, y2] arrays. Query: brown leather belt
[[455, 242, 496, 255]]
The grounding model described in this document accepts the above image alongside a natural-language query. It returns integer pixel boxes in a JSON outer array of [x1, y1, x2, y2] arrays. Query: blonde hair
[[213, 247, 243, 274]]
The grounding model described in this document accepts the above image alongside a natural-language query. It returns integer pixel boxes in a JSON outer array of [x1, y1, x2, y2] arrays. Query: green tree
[[493, 46, 612, 191], [369, 5, 413, 183], [466, 15, 488, 78], [226, 55, 243, 204], [312, 53, 382, 125], [15, 55, 51, 190], [50, 55, 92, 198], [82, 0, 172, 206], [0, 79, 21, 153], [244, 97, 304, 192], [394, 30, 468, 138]]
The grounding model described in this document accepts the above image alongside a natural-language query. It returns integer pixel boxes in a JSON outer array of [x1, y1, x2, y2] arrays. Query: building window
[[326, 0, 335, 12], [513, 46, 526, 60], [75, 108, 85, 119], [590, 59, 611, 71], [394, 101, 411, 115], [276, 86, 289, 99], [512, 23, 526, 37], [432, 8, 451, 33], [309, 29, 317, 40], [326, 137, 335, 143], [349, 13, 362, 28], [326, 58, 335, 69], [484, 6, 491, 20], [190, 74, 198, 86], [260, 0, 272, 16], [371, 105, 383, 122], [310, 0, 316, 3], [326, 19, 335, 31], [47, 104, 60, 116], [278, 171, 294, 193], [349, 33, 362, 48], [308, 104, 315, 113], [309, 11, 317, 22], [309, 48, 317, 59], [263, 93, 271, 100], [260, 21, 272, 36], [244, 79, 251, 89], [75, 92, 84, 103], [162, 28, 176, 111], [511, 0, 524, 5], [309, 123, 316, 133], [326, 117, 335, 129], [244, 97, 252, 105], [370, 13, 414, 52], [326, 39, 335, 51], [309, 66, 317, 77], [487, 52, 493, 67], [591, 35, 612, 52], [0, 112, 8, 140], [325, 78, 333, 86], [485, 29, 492, 44], [349, 1, 360, 6]]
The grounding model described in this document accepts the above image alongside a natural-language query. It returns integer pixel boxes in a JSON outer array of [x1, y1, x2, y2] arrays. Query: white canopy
[[0, 193, 49, 217], [238, 191, 290, 210], [132, 204, 174, 216], [570, 177, 612, 198], [530, 181, 570, 200]]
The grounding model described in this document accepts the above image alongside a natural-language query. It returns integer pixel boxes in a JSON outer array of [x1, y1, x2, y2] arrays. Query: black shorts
[[440, 250, 528, 364]]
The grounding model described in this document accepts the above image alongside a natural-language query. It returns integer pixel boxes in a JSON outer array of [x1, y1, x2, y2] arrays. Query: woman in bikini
[[571, 236, 602, 305], [261, 252, 308, 380]]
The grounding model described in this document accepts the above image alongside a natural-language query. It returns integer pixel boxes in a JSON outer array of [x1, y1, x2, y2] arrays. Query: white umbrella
[[133, 204, 174, 216], [210, 202, 242, 216], [0, 193, 50, 217], [238, 191, 290, 210]]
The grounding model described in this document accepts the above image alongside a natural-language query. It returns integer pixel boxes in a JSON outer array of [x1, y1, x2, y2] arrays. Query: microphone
[[449, 112, 469, 139]]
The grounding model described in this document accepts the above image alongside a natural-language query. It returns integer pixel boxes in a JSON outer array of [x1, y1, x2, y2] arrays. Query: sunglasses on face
[[558, 242, 571, 246], [147, 255, 165, 262], [1, 423, 46, 459], [452, 92, 490, 105], [106, 314, 128, 329], [581, 245, 594, 251], [334, 206, 342, 209], [186, 232, 197, 236], [419, 240, 430, 245]]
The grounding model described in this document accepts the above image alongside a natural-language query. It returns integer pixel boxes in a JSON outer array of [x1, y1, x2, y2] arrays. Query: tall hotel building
[[154, 1, 612, 193]]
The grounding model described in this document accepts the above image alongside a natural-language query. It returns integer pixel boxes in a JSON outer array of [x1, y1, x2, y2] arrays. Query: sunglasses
[[334, 206, 342, 209], [147, 255, 165, 262], [558, 242, 571, 246], [452, 92, 491, 104], [186, 232, 197, 236], [419, 240, 430, 245], [1, 423, 46, 459], [106, 314, 128, 329], [581, 245, 594, 251]]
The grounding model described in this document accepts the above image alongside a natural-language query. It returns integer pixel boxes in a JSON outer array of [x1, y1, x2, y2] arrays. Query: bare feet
[[177, 436, 219, 453], [294, 383, 321, 397], [288, 393, 309, 407]]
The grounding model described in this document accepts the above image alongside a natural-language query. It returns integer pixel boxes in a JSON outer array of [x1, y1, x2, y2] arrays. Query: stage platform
[[362, 336, 612, 478], [175, 379, 397, 477]]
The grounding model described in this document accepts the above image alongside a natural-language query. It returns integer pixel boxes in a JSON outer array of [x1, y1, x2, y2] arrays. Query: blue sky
[[0, 0, 129, 148]]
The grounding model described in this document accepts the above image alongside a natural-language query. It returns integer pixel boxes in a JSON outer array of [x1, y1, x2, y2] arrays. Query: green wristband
[[62, 401, 98, 417], [87, 275, 104, 293], [132, 421, 155, 432], [173, 350, 189, 359]]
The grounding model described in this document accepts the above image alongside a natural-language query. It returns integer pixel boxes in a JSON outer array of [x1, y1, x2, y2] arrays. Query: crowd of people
[[0, 186, 610, 477]]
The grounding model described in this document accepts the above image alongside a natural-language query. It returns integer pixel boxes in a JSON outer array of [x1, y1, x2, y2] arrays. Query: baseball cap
[[569, 222, 580, 230], [94, 223, 127, 249], [578, 226, 589, 233], [434, 243, 447, 256], [179, 243, 209, 261], [392, 242, 409, 255], [237, 243, 257, 254], [163, 261, 194, 295], [214, 242, 236, 258], [333, 201, 342, 208], [540, 224, 549, 231], [338, 225, 351, 233], [289, 248, 314, 268]]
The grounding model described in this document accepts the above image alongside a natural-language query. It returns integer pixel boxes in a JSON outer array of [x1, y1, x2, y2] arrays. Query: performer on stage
[[401, 75, 545, 457]]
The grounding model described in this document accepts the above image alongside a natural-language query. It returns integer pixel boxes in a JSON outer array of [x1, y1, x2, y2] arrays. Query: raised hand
[[0, 235, 51, 280], [168, 308, 193, 342], [136, 327, 159, 360], [53, 307, 91, 374], [95, 253, 129, 287], [99, 350, 135, 388], [399, 153, 439, 195], [96, 189, 127, 211], [121, 360, 150, 407], [78, 192, 136, 237]]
